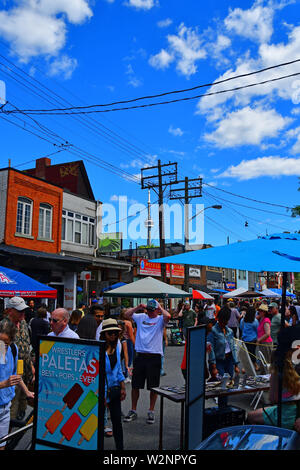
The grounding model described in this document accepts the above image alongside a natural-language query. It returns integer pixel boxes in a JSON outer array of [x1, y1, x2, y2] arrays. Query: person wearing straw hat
[[100, 318, 126, 450], [123, 299, 171, 425]]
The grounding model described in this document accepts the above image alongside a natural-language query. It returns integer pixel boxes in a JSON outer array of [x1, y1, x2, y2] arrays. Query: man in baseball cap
[[5, 297, 28, 327], [123, 299, 171, 425]]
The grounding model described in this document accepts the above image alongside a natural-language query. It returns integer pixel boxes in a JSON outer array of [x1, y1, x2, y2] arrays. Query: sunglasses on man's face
[[106, 331, 119, 336], [50, 317, 63, 324]]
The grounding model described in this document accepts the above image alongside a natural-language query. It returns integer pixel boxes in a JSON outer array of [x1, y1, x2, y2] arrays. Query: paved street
[[13, 343, 267, 451]]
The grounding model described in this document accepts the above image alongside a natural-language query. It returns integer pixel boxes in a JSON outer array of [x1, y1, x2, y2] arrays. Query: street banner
[[32, 337, 105, 451], [139, 259, 184, 278]]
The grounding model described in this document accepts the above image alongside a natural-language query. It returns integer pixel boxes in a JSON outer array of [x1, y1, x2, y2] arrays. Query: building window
[[16, 197, 33, 235], [62, 211, 95, 246], [238, 270, 247, 280], [39, 203, 52, 239]]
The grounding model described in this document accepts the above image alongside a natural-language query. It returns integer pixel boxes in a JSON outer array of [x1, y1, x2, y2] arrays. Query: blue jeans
[[216, 353, 234, 408]]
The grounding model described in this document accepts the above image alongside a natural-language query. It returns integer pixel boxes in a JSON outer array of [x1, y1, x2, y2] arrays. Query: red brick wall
[[4, 169, 63, 253]]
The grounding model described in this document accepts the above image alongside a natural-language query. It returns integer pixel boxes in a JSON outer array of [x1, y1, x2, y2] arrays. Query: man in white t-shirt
[[123, 299, 171, 425], [204, 300, 216, 320]]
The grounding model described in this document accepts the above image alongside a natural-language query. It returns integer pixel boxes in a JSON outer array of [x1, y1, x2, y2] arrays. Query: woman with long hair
[[247, 346, 300, 429], [100, 319, 126, 450]]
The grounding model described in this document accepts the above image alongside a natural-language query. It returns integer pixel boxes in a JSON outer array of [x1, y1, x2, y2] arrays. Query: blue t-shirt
[[0, 344, 18, 406], [240, 318, 259, 342]]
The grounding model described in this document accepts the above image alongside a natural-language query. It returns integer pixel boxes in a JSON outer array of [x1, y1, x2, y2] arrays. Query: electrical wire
[[203, 182, 293, 210], [5, 57, 300, 113], [4, 70, 300, 115]]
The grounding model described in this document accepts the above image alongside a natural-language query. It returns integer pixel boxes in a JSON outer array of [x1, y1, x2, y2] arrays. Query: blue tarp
[[151, 233, 300, 273], [0, 265, 57, 298], [102, 282, 127, 292], [270, 288, 296, 298]]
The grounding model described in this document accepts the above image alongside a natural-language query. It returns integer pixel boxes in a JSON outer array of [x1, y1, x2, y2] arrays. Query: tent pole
[[277, 271, 288, 428]]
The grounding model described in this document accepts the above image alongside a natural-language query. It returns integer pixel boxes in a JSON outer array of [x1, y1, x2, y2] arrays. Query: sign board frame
[[32, 336, 105, 451], [185, 325, 207, 450]]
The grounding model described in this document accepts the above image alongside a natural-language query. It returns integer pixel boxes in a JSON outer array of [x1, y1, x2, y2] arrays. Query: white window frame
[[38, 203, 53, 240], [16, 197, 33, 236], [62, 210, 95, 246]]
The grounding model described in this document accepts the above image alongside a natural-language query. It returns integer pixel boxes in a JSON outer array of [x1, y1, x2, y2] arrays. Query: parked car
[[195, 425, 300, 450]]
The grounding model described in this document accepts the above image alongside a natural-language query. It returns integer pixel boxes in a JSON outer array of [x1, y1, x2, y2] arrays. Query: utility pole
[[169, 177, 202, 292], [141, 160, 177, 283]]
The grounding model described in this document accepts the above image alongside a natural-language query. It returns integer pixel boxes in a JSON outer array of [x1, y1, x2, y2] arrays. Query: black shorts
[[132, 353, 162, 390]]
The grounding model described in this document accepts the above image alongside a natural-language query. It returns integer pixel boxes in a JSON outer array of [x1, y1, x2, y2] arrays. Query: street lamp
[[189, 204, 222, 221]]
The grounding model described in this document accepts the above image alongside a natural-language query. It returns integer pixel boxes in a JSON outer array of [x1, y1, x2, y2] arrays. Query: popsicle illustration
[[43, 410, 64, 438], [59, 413, 81, 444], [78, 390, 98, 417], [17, 360, 23, 375], [39, 340, 55, 356], [61, 383, 84, 412], [78, 414, 98, 446], [80, 359, 99, 386]]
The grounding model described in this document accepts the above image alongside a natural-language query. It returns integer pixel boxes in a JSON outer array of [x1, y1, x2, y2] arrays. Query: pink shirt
[[257, 317, 272, 343]]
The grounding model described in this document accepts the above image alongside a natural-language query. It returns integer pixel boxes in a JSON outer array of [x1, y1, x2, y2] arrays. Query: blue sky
[[0, 0, 300, 249]]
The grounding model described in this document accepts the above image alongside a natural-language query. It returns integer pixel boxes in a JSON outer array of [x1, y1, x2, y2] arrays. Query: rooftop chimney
[[35, 157, 51, 179]]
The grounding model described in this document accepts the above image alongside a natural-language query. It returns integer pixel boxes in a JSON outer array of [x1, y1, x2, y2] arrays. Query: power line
[[5, 57, 300, 114], [203, 182, 293, 210], [4, 71, 300, 116], [0, 56, 155, 165], [202, 189, 291, 233], [0, 112, 141, 184]]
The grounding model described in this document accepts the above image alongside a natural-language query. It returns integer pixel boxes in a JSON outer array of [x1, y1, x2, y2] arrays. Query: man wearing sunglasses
[[48, 308, 79, 339]]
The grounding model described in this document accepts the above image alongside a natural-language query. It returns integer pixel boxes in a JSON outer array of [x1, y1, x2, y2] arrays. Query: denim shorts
[[0, 402, 11, 448]]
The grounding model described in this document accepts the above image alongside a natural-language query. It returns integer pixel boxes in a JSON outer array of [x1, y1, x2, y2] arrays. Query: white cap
[[6, 296, 28, 311]]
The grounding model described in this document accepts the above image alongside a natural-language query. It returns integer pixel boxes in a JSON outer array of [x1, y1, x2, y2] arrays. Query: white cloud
[[149, 23, 206, 78], [0, 0, 92, 63], [124, 0, 158, 10], [157, 18, 173, 28], [149, 49, 174, 70], [48, 54, 78, 79], [120, 154, 158, 169], [168, 125, 184, 137], [219, 156, 300, 180], [204, 106, 292, 148], [224, 0, 275, 44], [125, 63, 143, 87]]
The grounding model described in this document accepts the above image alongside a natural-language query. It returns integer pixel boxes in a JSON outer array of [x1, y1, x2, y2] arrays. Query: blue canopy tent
[[151, 233, 300, 428], [0, 265, 57, 298]]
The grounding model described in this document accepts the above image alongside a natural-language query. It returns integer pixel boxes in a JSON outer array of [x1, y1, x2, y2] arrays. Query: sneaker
[[124, 377, 131, 383], [147, 411, 155, 424], [123, 410, 137, 422]]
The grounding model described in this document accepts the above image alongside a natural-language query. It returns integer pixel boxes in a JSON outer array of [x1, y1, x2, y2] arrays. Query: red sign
[[139, 259, 184, 278]]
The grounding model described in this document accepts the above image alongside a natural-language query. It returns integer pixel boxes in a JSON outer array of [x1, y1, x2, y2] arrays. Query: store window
[[16, 197, 33, 236], [62, 210, 95, 246], [39, 203, 52, 239]]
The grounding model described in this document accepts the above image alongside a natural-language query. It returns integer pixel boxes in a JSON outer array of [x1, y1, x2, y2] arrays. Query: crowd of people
[[0, 293, 300, 451]]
